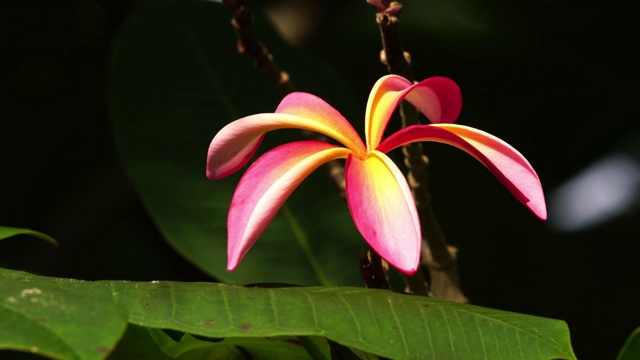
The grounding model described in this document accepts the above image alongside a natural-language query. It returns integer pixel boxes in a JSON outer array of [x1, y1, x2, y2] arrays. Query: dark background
[[1, 1, 638, 359]]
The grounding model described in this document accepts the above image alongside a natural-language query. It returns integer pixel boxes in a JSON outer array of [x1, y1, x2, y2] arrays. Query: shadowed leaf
[[617, 327, 640, 360], [109, 0, 363, 286], [0, 226, 57, 246]]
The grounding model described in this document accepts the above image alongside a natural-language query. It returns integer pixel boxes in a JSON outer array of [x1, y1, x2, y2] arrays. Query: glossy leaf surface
[[1, 269, 575, 360]]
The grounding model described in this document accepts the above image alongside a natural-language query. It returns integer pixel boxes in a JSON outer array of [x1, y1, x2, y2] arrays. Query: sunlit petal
[[345, 150, 421, 275], [277, 92, 366, 154], [377, 124, 547, 219], [365, 75, 462, 150], [365, 75, 412, 150], [207, 112, 364, 180], [227, 141, 351, 271]]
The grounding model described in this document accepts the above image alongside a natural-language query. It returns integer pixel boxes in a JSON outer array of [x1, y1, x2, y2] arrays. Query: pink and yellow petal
[[365, 75, 462, 150], [345, 150, 421, 275], [377, 124, 547, 220], [277, 92, 366, 155], [207, 112, 364, 180], [365, 75, 413, 150], [227, 141, 351, 271]]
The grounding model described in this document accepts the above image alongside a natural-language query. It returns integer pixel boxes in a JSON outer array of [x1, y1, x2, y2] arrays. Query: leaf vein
[[389, 297, 410, 356], [438, 305, 457, 359], [455, 307, 571, 356]]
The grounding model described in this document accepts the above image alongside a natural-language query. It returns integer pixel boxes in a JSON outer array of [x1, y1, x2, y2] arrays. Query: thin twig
[[221, 0, 294, 94], [370, 1, 468, 302], [221, 0, 345, 191]]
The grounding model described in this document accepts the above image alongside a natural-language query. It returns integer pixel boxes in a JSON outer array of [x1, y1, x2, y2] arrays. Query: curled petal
[[404, 77, 462, 124], [345, 151, 421, 275], [377, 124, 547, 220], [365, 75, 462, 149], [207, 110, 364, 180], [227, 141, 350, 271]]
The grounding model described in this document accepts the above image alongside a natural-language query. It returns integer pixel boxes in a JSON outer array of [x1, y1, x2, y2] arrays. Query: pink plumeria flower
[[207, 75, 546, 275]]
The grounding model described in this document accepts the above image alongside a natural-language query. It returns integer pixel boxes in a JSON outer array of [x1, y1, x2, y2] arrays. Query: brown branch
[[371, 1, 468, 302], [221, 0, 345, 192], [221, 0, 294, 95]]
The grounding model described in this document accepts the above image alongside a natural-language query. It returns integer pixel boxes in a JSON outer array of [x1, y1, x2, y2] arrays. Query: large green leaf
[[0, 225, 57, 246], [0, 273, 127, 360], [1, 268, 575, 359], [109, 0, 365, 286]]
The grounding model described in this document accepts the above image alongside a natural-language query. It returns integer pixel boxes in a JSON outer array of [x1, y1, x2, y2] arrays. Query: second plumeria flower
[[207, 75, 546, 275]]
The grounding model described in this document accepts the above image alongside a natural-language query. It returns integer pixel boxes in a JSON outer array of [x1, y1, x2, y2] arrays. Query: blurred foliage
[[617, 327, 640, 360], [109, 0, 363, 285]]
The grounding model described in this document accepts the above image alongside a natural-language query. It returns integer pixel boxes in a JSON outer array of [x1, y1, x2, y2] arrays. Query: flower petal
[[276, 92, 366, 153], [227, 140, 350, 271], [365, 75, 462, 150], [345, 150, 421, 275], [207, 93, 366, 180], [377, 124, 547, 220]]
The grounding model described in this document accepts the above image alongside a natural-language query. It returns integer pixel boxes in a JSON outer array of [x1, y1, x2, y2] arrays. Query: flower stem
[[360, 249, 390, 289], [220, 0, 345, 192], [370, 1, 468, 302]]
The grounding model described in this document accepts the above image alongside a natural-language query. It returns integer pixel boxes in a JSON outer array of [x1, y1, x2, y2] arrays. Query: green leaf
[[0, 272, 127, 360], [1, 268, 575, 359], [0, 226, 57, 246], [148, 329, 318, 360], [110, 325, 245, 359], [109, 0, 364, 286], [109, 325, 178, 360], [328, 340, 381, 360], [617, 327, 640, 360], [297, 336, 332, 360]]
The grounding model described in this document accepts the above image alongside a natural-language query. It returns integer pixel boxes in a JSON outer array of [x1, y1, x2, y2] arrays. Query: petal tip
[[206, 167, 216, 181], [398, 265, 419, 276], [206, 161, 226, 180], [532, 203, 548, 221], [227, 258, 239, 272]]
